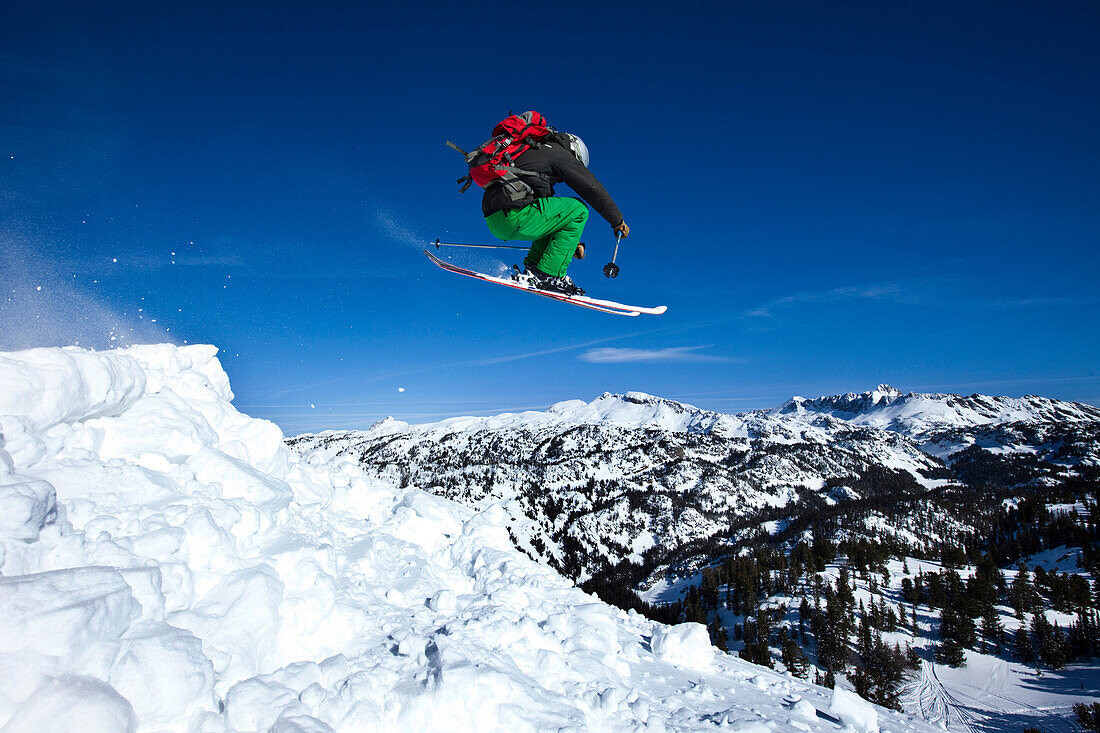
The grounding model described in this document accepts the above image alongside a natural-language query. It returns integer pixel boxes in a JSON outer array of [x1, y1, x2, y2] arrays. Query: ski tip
[[651, 306, 668, 315]]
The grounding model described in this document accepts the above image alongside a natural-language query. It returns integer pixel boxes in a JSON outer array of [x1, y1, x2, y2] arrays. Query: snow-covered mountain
[[775, 384, 1100, 438], [291, 387, 1100, 588], [0, 345, 936, 732]]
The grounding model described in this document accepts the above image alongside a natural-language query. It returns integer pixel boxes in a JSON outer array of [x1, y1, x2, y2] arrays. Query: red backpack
[[448, 111, 554, 202]]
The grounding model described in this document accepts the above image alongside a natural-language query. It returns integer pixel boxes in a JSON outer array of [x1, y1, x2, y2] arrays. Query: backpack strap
[[448, 140, 480, 192], [447, 116, 552, 195], [498, 175, 533, 202]]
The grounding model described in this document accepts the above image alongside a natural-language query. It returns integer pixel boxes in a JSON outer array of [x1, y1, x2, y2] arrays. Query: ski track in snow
[[0, 344, 939, 732]]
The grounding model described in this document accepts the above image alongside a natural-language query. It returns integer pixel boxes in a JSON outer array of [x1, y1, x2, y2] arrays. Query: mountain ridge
[[330, 386, 1100, 445], [774, 384, 1100, 438], [289, 385, 1100, 594]]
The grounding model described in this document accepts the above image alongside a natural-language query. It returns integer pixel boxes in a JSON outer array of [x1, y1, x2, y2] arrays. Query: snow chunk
[[224, 677, 303, 731], [2, 675, 137, 733], [650, 622, 715, 670], [109, 625, 215, 725], [187, 448, 293, 508], [0, 443, 13, 476], [271, 715, 337, 733], [90, 388, 218, 463], [429, 589, 457, 613], [792, 699, 818, 719], [0, 348, 146, 433], [171, 565, 284, 691], [829, 685, 879, 732], [0, 567, 136, 660], [0, 478, 56, 540]]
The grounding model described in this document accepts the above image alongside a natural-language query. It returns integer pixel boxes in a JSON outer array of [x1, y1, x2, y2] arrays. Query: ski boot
[[533, 270, 585, 296], [513, 264, 585, 296]]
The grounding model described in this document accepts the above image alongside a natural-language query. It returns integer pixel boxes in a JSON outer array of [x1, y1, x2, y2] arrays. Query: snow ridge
[[0, 344, 933, 732]]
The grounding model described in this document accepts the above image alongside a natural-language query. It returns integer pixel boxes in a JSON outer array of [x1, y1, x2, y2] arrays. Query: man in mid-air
[[478, 113, 629, 297]]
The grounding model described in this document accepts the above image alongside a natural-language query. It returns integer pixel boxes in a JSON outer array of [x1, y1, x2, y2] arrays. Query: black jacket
[[481, 142, 624, 227]]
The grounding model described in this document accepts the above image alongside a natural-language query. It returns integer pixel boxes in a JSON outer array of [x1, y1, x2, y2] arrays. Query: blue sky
[[2, 0, 1098, 433]]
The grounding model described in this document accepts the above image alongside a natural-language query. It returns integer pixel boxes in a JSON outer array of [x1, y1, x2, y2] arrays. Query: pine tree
[[1032, 611, 1052, 648], [884, 604, 898, 633], [739, 608, 774, 669], [852, 631, 906, 711], [710, 618, 729, 652], [816, 589, 851, 679], [956, 608, 977, 649], [927, 572, 945, 609], [779, 627, 810, 679], [1075, 701, 1100, 732], [901, 577, 917, 605], [968, 554, 1002, 611], [936, 637, 966, 667], [1011, 565, 1037, 618], [1070, 609, 1098, 660], [838, 566, 855, 609], [1014, 626, 1035, 664], [798, 597, 811, 637], [937, 606, 967, 667], [857, 612, 873, 669], [980, 609, 1004, 654], [1070, 574, 1091, 610], [1040, 623, 1068, 670]]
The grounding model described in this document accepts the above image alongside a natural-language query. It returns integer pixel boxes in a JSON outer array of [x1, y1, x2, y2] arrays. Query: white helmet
[[562, 133, 589, 167]]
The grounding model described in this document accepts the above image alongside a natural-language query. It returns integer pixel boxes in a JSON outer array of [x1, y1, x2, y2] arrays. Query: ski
[[423, 250, 667, 316]]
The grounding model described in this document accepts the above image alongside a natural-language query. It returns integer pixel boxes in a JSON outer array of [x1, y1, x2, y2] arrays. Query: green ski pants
[[484, 197, 589, 277]]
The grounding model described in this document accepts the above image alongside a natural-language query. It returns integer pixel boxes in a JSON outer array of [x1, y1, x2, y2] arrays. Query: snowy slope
[[0, 345, 935, 732]]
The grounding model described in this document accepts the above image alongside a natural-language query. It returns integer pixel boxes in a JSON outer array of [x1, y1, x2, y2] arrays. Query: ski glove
[[613, 221, 630, 238]]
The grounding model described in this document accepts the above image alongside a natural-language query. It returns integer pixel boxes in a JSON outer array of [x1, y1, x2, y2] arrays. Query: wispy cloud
[[316, 321, 697, 388], [740, 277, 1095, 322], [971, 296, 1097, 311], [743, 283, 905, 319], [578, 346, 731, 364]]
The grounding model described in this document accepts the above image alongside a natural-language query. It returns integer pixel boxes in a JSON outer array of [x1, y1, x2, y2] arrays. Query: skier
[[478, 117, 629, 297]]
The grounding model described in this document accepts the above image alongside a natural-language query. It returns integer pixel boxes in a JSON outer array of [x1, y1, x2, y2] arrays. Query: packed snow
[[0, 344, 937, 732]]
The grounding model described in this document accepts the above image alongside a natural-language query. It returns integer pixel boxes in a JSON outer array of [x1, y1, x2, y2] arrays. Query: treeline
[[579, 556, 680, 625], [598, 521, 1100, 710], [598, 540, 921, 710], [903, 559, 1100, 670]]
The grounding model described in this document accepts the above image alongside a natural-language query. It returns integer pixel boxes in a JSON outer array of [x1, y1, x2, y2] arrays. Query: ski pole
[[431, 238, 529, 251], [603, 233, 622, 278]]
